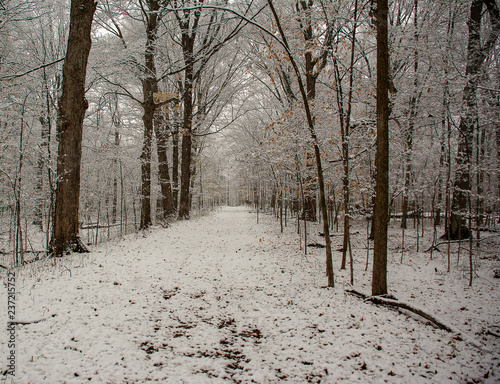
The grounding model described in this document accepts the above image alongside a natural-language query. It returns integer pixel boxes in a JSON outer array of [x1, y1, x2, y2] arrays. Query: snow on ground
[[0, 206, 499, 383]]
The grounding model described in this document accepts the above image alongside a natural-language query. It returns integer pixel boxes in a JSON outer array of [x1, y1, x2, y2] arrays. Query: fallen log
[[424, 239, 469, 253], [347, 289, 452, 330], [346, 289, 486, 350]]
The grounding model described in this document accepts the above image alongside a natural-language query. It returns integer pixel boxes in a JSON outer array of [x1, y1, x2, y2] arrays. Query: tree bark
[[336, 0, 358, 271], [372, 0, 389, 296], [177, 7, 199, 220], [51, 0, 96, 256], [155, 115, 175, 218], [34, 70, 52, 230], [139, 0, 160, 230], [303, 41, 317, 221], [112, 127, 119, 223], [172, 101, 181, 210], [449, 0, 500, 240], [140, 105, 154, 230], [178, 65, 194, 219], [401, 0, 419, 230]]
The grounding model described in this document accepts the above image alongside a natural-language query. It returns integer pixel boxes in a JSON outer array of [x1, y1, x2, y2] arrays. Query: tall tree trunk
[[497, 116, 500, 215], [51, 0, 96, 256], [179, 67, 194, 219], [449, 0, 500, 240], [140, 107, 154, 230], [303, 44, 317, 221], [338, 0, 358, 271], [401, 0, 419, 230], [372, 0, 389, 296], [139, 0, 160, 230], [268, 0, 334, 287], [172, 102, 180, 210], [297, 0, 331, 222], [34, 70, 52, 230], [303, 43, 316, 222], [112, 127, 119, 223], [155, 116, 175, 218], [476, 125, 485, 229], [178, 11, 198, 220]]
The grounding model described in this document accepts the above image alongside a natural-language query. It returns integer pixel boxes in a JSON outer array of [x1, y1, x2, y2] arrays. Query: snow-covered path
[[1, 207, 498, 383]]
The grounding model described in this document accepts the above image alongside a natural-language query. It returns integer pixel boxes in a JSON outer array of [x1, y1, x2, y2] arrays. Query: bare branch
[[0, 57, 65, 81]]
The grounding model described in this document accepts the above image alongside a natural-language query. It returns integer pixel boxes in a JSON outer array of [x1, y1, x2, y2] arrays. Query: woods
[[1, 1, 500, 381], [0, 0, 499, 290]]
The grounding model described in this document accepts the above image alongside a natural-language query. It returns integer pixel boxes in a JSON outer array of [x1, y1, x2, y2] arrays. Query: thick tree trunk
[[303, 39, 317, 223], [497, 119, 500, 215], [178, 19, 196, 219], [449, 0, 500, 240], [401, 116, 414, 229], [172, 105, 180, 210], [51, 0, 96, 256], [140, 106, 154, 230], [372, 0, 389, 296], [155, 117, 175, 219], [178, 75, 193, 219], [303, 49, 317, 222], [139, 0, 160, 230]]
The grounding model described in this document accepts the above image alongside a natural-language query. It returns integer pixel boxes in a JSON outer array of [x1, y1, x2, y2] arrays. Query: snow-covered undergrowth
[[1, 206, 498, 383]]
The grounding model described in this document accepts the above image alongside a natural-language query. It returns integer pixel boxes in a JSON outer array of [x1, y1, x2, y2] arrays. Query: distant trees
[[172, 0, 250, 219]]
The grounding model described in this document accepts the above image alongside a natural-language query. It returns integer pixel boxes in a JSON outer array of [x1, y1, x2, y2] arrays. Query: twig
[[0, 57, 65, 81], [10, 317, 51, 325]]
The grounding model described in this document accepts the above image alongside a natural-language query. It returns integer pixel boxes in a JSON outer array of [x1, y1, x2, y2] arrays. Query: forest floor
[[0, 206, 499, 383]]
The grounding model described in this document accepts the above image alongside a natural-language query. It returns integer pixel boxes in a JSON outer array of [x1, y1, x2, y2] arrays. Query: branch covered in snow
[[346, 289, 487, 351]]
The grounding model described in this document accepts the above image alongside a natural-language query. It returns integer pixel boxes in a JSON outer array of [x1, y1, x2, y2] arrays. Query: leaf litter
[[0, 206, 498, 383]]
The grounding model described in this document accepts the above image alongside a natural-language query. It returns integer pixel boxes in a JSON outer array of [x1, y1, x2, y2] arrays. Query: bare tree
[[51, 0, 96, 256], [297, 0, 331, 222], [171, 0, 250, 219], [372, 0, 389, 296], [139, 0, 161, 230], [448, 0, 500, 240], [268, 0, 334, 287]]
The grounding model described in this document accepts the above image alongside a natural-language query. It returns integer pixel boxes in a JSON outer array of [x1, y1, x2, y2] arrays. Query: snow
[[1, 206, 499, 383]]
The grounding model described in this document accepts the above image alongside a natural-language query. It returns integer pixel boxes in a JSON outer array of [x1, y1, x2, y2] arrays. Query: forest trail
[[1, 207, 498, 383]]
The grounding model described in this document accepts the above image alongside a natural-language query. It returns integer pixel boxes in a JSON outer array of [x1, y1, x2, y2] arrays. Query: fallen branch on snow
[[346, 289, 487, 351], [424, 239, 469, 253], [425, 234, 500, 253], [486, 330, 500, 338], [9, 315, 55, 325]]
